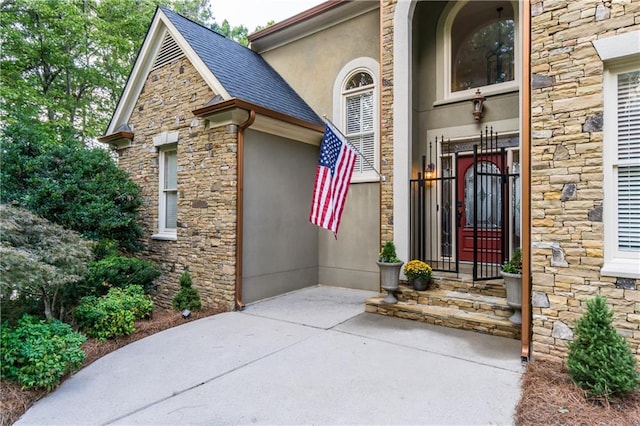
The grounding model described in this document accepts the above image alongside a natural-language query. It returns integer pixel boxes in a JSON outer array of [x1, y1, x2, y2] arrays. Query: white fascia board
[[106, 9, 230, 135], [159, 13, 230, 100]]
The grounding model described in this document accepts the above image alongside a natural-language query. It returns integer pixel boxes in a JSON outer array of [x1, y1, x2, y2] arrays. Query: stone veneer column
[[530, 0, 640, 361], [380, 0, 397, 245], [116, 57, 237, 312]]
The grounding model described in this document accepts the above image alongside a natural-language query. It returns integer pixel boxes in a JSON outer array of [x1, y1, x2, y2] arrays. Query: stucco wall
[[259, 8, 382, 291], [258, 9, 380, 118], [530, 0, 640, 361], [116, 56, 237, 311], [242, 129, 319, 303]]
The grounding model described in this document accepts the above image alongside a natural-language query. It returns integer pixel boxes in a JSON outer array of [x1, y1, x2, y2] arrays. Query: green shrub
[[172, 270, 201, 312], [1, 315, 86, 390], [73, 285, 153, 340], [566, 295, 640, 397], [83, 256, 161, 295]]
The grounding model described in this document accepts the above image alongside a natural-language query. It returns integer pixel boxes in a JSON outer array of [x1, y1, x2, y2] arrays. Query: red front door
[[456, 154, 503, 264]]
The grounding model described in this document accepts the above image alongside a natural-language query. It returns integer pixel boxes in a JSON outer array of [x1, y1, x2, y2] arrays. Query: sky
[[210, 0, 326, 31]]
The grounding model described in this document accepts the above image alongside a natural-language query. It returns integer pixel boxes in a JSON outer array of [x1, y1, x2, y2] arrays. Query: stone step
[[397, 287, 513, 317], [431, 275, 507, 298], [365, 286, 521, 340]]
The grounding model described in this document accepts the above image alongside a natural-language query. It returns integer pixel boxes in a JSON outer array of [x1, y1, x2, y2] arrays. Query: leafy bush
[[0, 139, 144, 252], [83, 256, 161, 295], [172, 270, 201, 312], [0, 204, 94, 320], [567, 295, 640, 397], [1, 315, 86, 390], [74, 285, 153, 340]]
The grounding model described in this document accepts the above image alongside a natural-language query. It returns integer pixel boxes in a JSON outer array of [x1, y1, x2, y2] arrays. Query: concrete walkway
[[16, 286, 523, 425]]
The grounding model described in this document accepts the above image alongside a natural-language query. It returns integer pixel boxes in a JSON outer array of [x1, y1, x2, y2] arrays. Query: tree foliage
[[0, 136, 144, 252], [1, 0, 263, 140], [0, 205, 95, 320], [566, 295, 640, 397]]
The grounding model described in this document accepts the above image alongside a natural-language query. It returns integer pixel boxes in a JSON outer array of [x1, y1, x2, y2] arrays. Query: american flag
[[309, 122, 357, 237]]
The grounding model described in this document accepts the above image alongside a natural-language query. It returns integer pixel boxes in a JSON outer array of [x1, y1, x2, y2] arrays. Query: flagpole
[[323, 117, 386, 182]]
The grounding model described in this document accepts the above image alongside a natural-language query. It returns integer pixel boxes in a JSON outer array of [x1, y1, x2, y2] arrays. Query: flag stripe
[[309, 122, 357, 237]]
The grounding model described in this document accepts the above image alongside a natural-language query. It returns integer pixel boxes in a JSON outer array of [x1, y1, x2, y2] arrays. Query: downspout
[[520, 0, 533, 362], [235, 109, 256, 310]]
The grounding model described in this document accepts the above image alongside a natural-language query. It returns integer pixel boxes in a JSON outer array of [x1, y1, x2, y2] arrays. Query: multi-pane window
[[344, 71, 375, 178], [614, 70, 640, 253], [602, 64, 640, 278], [451, 2, 515, 92], [159, 147, 177, 235]]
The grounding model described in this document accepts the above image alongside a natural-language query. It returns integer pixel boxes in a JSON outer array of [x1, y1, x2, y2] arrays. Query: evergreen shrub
[[566, 295, 640, 397], [1, 315, 86, 390], [172, 270, 201, 312]]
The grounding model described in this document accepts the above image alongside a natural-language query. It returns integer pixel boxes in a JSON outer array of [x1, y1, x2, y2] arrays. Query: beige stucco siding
[[258, 9, 380, 118], [242, 129, 319, 303], [258, 8, 382, 291]]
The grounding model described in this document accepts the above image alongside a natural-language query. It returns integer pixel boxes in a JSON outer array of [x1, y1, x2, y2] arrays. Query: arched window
[[343, 71, 375, 176], [451, 2, 515, 93]]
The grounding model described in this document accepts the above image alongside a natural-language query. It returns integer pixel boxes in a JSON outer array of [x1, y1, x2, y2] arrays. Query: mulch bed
[[0, 307, 224, 426], [514, 358, 640, 425]]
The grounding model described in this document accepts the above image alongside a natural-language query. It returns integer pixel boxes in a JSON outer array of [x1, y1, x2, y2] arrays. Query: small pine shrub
[[74, 285, 153, 340], [172, 270, 201, 312], [566, 295, 640, 397], [1, 315, 86, 390]]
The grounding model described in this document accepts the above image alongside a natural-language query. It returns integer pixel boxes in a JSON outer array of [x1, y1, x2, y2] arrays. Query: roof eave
[[193, 99, 325, 145]]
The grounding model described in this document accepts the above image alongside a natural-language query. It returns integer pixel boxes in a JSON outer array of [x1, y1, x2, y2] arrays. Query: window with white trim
[[436, 1, 519, 103], [343, 71, 376, 180], [602, 64, 640, 278], [157, 146, 178, 239]]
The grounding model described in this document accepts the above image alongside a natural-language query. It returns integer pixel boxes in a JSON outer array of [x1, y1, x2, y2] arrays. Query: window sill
[[433, 82, 519, 107], [601, 258, 640, 279], [152, 232, 177, 241]]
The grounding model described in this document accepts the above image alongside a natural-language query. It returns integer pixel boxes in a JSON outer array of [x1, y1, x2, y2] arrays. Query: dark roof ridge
[[159, 6, 322, 125]]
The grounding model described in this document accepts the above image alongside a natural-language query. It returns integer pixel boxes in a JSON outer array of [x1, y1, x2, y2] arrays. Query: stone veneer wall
[[530, 0, 640, 361], [116, 56, 237, 311], [380, 0, 397, 245]]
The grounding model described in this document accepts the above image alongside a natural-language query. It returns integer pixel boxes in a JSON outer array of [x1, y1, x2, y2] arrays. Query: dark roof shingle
[[160, 7, 322, 126]]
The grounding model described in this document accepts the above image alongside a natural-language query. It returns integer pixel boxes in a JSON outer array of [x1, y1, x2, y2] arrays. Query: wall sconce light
[[471, 89, 486, 121], [424, 163, 436, 180]]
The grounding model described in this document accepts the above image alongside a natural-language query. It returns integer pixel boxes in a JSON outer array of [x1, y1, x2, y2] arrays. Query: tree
[[211, 19, 249, 46], [0, 0, 216, 142], [0, 135, 144, 253], [0, 205, 95, 320], [566, 295, 640, 397]]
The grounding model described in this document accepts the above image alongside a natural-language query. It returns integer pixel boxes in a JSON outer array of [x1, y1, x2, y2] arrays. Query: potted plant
[[404, 260, 433, 291], [501, 248, 522, 324], [377, 241, 403, 303]]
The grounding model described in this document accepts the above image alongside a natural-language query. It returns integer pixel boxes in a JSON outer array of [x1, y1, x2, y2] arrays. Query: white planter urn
[[501, 271, 522, 324], [377, 261, 403, 303]]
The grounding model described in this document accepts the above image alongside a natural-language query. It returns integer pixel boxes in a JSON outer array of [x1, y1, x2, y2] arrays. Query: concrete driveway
[[16, 285, 523, 425]]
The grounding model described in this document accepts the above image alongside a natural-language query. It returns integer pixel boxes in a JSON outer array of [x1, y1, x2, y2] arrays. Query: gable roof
[[104, 7, 322, 136]]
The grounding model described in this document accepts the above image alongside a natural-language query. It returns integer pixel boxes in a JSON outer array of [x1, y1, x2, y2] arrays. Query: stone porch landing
[[365, 274, 521, 340]]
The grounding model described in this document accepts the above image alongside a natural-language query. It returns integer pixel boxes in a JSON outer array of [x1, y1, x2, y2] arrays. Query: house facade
[[101, 0, 640, 363]]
